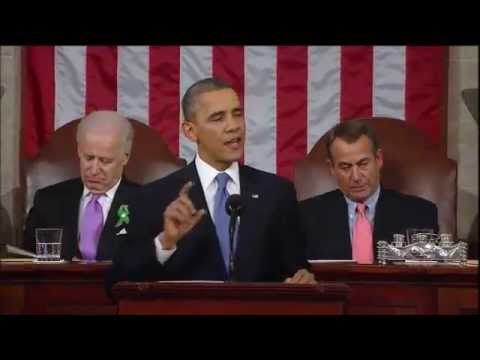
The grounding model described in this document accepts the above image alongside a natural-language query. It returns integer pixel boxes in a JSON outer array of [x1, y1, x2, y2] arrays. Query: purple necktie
[[79, 193, 104, 260]]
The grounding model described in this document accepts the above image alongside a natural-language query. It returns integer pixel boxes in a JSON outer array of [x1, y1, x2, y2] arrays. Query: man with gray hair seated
[[23, 110, 140, 261]]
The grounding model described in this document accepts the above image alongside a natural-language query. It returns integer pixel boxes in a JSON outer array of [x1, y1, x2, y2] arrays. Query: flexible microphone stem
[[225, 194, 244, 281], [228, 215, 238, 277]]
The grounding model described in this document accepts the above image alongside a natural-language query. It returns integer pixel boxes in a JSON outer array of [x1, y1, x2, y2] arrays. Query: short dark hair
[[326, 119, 380, 159], [181, 77, 234, 121]]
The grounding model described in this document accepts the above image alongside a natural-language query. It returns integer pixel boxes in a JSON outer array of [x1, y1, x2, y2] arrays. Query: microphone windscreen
[[225, 194, 244, 216]]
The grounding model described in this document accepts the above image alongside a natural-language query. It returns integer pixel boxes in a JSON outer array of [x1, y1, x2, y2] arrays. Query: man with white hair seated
[[23, 111, 140, 261]]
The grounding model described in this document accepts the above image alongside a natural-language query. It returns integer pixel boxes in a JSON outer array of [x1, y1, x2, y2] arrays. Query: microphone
[[225, 194, 244, 279], [226, 194, 244, 217]]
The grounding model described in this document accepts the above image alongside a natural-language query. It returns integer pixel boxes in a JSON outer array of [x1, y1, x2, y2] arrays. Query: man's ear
[[327, 158, 335, 176], [375, 148, 384, 170], [122, 152, 130, 166], [182, 120, 197, 142]]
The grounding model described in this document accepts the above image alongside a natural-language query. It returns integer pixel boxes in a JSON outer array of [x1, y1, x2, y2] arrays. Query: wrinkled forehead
[[78, 131, 126, 154], [330, 136, 377, 162], [192, 89, 241, 117]]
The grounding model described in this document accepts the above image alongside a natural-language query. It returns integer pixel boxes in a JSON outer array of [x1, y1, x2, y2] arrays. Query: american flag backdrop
[[22, 46, 448, 181]]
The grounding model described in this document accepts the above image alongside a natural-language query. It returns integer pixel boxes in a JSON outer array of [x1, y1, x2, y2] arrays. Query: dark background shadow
[[0, 202, 12, 257], [461, 88, 478, 259]]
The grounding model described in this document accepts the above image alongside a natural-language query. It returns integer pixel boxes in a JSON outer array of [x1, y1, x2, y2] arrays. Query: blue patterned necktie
[[213, 172, 231, 275]]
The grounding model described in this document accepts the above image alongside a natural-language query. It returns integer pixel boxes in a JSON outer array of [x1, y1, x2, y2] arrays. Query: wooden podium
[[112, 281, 350, 315]]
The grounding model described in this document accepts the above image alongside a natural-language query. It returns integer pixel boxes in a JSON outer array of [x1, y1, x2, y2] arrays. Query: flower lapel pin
[[115, 204, 130, 227]]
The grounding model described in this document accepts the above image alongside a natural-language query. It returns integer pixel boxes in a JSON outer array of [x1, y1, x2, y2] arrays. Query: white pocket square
[[116, 228, 127, 235]]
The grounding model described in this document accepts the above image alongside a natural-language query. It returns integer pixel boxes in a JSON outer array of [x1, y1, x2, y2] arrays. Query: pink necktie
[[352, 203, 373, 264]]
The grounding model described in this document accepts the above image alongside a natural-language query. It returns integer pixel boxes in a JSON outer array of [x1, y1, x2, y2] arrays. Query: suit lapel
[[185, 163, 210, 220], [185, 163, 219, 247], [96, 178, 130, 260], [373, 187, 390, 255], [61, 179, 83, 260], [234, 166, 264, 279], [180, 163, 226, 272], [332, 191, 352, 259]]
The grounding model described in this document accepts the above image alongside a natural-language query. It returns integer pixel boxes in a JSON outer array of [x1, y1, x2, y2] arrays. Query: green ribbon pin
[[116, 205, 130, 227]]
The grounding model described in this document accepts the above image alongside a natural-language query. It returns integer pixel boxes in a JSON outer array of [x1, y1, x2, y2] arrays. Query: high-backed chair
[[24, 118, 186, 214], [294, 117, 457, 236]]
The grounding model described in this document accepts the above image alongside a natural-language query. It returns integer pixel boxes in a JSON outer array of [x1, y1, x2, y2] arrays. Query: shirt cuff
[[154, 233, 177, 264]]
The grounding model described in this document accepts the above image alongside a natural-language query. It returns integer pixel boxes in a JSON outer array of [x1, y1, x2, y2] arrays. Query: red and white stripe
[[22, 46, 448, 181]]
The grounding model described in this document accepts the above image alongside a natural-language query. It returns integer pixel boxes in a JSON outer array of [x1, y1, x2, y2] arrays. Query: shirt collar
[[82, 177, 122, 200], [344, 185, 381, 213], [195, 153, 240, 191]]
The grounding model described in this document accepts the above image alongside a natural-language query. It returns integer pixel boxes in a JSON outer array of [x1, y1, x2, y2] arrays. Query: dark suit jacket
[[299, 187, 439, 260], [23, 177, 140, 261], [109, 162, 308, 286]]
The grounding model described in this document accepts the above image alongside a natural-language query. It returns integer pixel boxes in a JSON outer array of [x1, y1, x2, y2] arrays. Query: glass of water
[[35, 228, 63, 262]]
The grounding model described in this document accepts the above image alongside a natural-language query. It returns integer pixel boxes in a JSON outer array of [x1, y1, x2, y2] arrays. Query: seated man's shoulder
[[122, 178, 141, 188], [37, 178, 82, 197], [299, 189, 341, 208], [383, 188, 437, 210]]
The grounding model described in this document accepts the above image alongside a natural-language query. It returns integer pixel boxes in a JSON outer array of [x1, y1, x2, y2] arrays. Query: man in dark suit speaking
[[110, 78, 315, 285], [300, 120, 439, 263], [23, 111, 139, 261]]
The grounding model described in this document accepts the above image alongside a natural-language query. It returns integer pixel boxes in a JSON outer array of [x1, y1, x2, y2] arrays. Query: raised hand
[[160, 181, 206, 249]]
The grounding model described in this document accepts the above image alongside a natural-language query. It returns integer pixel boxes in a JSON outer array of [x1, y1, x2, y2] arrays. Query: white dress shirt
[[154, 154, 241, 264], [78, 178, 122, 235]]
